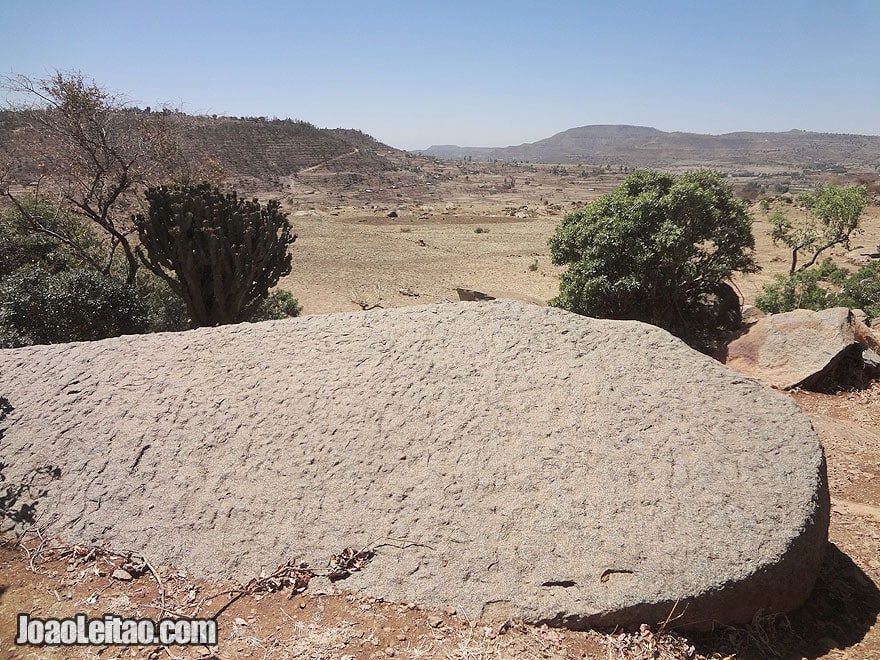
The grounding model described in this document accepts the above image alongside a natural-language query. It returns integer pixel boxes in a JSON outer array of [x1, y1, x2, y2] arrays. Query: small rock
[[386, 210, 398, 218], [427, 616, 444, 628], [111, 569, 133, 582], [385, 648, 395, 657], [444, 606, 457, 616], [234, 618, 248, 626], [740, 304, 765, 325]]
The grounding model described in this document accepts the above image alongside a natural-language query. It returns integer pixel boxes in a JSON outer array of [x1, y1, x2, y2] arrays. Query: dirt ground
[[3, 162, 880, 659], [273, 159, 880, 315]]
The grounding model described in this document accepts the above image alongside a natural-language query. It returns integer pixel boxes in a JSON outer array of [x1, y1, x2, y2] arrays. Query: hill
[[417, 125, 880, 171], [0, 110, 403, 190]]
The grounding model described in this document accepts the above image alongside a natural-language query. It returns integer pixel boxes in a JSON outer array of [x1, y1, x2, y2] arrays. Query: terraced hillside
[[0, 110, 402, 188]]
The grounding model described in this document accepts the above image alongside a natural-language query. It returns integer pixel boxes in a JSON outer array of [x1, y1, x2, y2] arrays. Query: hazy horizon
[[2, 0, 879, 151]]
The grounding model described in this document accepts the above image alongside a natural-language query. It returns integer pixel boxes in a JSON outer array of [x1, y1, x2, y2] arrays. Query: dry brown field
[[271, 159, 880, 315]]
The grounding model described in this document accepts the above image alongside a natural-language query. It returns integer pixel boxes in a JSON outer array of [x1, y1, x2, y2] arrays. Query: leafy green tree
[[769, 183, 868, 273], [135, 183, 296, 327], [548, 169, 758, 342]]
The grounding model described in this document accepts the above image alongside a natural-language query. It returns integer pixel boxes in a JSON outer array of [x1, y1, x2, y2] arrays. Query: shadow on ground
[[690, 543, 880, 659]]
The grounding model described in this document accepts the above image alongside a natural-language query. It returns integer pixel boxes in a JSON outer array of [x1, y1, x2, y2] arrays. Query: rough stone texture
[[740, 304, 766, 326], [855, 318, 880, 355], [0, 301, 829, 630], [723, 307, 861, 390]]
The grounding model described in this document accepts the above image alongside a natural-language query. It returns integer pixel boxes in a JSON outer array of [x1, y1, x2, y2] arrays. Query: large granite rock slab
[[0, 301, 829, 630]]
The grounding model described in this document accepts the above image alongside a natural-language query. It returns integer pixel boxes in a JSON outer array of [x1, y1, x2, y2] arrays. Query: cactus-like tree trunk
[[135, 184, 296, 327]]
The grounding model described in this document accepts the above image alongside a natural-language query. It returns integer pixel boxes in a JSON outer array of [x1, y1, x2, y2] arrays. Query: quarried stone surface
[[0, 301, 829, 629]]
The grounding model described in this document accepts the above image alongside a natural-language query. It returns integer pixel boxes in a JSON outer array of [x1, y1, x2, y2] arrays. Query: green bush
[[248, 290, 302, 322], [0, 266, 150, 347], [841, 262, 880, 318], [548, 169, 758, 343], [755, 259, 880, 318], [0, 197, 111, 278], [134, 272, 190, 333]]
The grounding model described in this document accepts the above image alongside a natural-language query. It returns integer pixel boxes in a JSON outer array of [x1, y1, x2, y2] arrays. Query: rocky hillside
[[0, 110, 402, 187], [418, 125, 880, 171]]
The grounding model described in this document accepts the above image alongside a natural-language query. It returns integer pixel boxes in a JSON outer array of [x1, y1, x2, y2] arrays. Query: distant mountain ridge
[[416, 125, 880, 170]]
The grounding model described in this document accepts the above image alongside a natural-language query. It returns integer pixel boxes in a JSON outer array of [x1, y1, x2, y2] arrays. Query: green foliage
[[756, 259, 880, 318], [755, 259, 844, 314], [0, 266, 150, 348], [842, 262, 880, 318], [0, 199, 107, 278], [134, 272, 190, 333], [0, 215, 59, 278], [135, 183, 297, 327], [770, 183, 868, 273], [248, 290, 302, 322], [548, 169, 758, 340]]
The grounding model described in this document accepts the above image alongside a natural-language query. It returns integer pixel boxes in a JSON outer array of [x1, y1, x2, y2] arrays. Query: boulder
[[0, 301, 829, 630], [854, 318, 879, 352], [722, 307, 862, 390], [740, 304, 766, 326], [456, 287, 495, 301]]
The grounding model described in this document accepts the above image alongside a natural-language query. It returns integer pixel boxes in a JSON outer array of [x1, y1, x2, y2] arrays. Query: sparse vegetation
[[135, 183, 296, 328], [0, 71, 185, 284], [770, 183, 868, 273], [756, 258, 880, 318], [474, 226, 489, 234], [549, 169, 759, 344]]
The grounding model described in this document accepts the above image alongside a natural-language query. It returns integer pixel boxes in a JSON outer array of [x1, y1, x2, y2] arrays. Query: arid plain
[[3, 148, 880, 659]]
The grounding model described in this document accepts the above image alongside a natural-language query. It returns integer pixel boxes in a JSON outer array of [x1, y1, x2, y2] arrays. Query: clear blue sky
[[2, 1, 878, 150]]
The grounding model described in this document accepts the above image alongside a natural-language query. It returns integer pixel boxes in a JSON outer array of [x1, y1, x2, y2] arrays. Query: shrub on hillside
[[548, 169, 758, 345], [0, 266, 151, 347], [755, 259, 880, 318], [0, 203, 106, 278]]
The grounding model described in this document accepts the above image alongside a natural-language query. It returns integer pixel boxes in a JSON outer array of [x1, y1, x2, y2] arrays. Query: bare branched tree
[[0, 71, 191, 283]]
